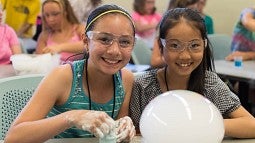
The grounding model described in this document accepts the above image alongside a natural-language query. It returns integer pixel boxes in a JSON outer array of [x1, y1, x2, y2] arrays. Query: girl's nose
[[179, 48, 192, 59], [106, 41, 121, 55]]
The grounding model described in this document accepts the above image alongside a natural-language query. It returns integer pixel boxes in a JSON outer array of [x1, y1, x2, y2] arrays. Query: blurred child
[[1, 0, 41, 53], [0, 3, 22, 64], [197, 0, 214, 34], [36, 0, 85, 63], [132, 0, 161, 49], [226, 7, 255, 61]]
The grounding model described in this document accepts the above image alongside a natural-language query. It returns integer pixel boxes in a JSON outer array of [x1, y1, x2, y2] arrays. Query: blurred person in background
[[132, 0, 161, 49], [0, 3, 22, 65], [226, 7, 255, 61], [36, 0, 85, 63], [168, 0, 199, 10], [1, 0, 41, 53], [197, 0, 214, 34]]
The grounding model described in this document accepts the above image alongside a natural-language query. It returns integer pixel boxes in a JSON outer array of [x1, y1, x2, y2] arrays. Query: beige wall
[[205, 0, 254, 36], [103, 0, 254, 36]]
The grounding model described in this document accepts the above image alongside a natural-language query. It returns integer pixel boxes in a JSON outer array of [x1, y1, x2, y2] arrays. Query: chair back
[[131, 39, 152, 65], [208, 34, 232, 60], [0, 74, 44, 140]]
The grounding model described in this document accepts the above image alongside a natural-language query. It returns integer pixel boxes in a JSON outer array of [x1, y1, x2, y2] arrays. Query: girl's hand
[[115, 116, 136, 142], [65, 110, 115, 138]]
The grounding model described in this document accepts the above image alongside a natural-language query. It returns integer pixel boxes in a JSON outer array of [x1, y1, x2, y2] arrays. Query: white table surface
[[1, 136, 255, 143], [125, 64, 150, 73], [215, 60, 255, 81], [0, 64, 150, 79], [0, 65, 16, 78]]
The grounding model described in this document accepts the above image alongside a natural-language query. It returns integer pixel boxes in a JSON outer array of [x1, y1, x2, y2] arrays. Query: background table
[[125, 64, 150, 73], [215, 60, 255, 113], [215, 60, 255, 81], [0, 65, 16, 78]]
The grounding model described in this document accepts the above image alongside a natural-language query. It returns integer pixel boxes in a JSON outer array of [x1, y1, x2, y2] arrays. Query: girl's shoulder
[[37, 30, 50, 43], [120, 68, 134, 84], [204, 71, 228, 90], [74, 24, 85, 35], [153, 12, 162, 18], [134, 69, 158, 85], [0, 24, 15, 33]]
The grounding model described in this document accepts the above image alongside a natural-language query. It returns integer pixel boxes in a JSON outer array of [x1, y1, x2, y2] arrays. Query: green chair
[[131, 39, 152, 65], [0, 74, 44, 140], [208, 34, 237, 93], [208, 34, 232, 60]]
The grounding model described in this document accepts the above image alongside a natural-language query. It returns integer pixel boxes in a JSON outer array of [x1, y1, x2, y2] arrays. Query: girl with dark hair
[[130, 8, 255, 138], [151, 0, 200, 68], [5, 4, 136, 143]]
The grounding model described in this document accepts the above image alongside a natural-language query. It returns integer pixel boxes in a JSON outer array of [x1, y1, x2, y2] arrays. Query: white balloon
[[140, 90, 224, 143]]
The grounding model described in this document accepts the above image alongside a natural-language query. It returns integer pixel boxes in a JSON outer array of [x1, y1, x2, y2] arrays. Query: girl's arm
[[225, 51, 255, 61], [4, 65, 74, 143], [35, 31, 48, 54], [4, 64, 116, 143], [242, 10, 255, 32], [51, 24, 85, 53], [224, 106, 255, 138], [11, 44, 22, 54], [45, 41, 84, 54], [117, 69, 134, 118], [115, 69, 135, 142], [36, 24, 85, 54]]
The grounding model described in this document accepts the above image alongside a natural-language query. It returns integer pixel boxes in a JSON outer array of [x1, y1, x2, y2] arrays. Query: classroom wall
[[102, 0, 254, 36]]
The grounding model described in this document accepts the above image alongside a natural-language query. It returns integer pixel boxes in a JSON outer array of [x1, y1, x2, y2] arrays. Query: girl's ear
[[82, 33, 89, 52], [82, 33, 88, 44], [161, 55, 166, 64]]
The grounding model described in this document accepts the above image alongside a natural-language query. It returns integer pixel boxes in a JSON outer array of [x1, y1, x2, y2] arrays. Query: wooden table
[[0, 65, 16, 78]]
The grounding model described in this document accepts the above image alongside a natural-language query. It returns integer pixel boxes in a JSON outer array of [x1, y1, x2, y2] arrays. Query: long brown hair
[[42, 0, 79, 31], [133, 0, 156, 15], [168, 0, 199, 10]]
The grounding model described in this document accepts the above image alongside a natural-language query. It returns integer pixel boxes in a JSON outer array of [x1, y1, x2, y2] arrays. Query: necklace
[[85, 60, 116, 118], [164, 66, 169, 91]]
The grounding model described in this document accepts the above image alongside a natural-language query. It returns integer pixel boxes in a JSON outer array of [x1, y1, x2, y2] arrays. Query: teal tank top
[[47, 60, 125, 138]]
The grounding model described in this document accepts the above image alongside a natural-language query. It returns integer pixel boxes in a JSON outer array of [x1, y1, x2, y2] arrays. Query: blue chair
[[0, 74, 44, 140], [208, 34, 232, 60]]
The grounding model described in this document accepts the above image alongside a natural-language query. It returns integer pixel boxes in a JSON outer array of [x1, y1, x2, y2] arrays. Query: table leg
[[238, 82, 251, 113]]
